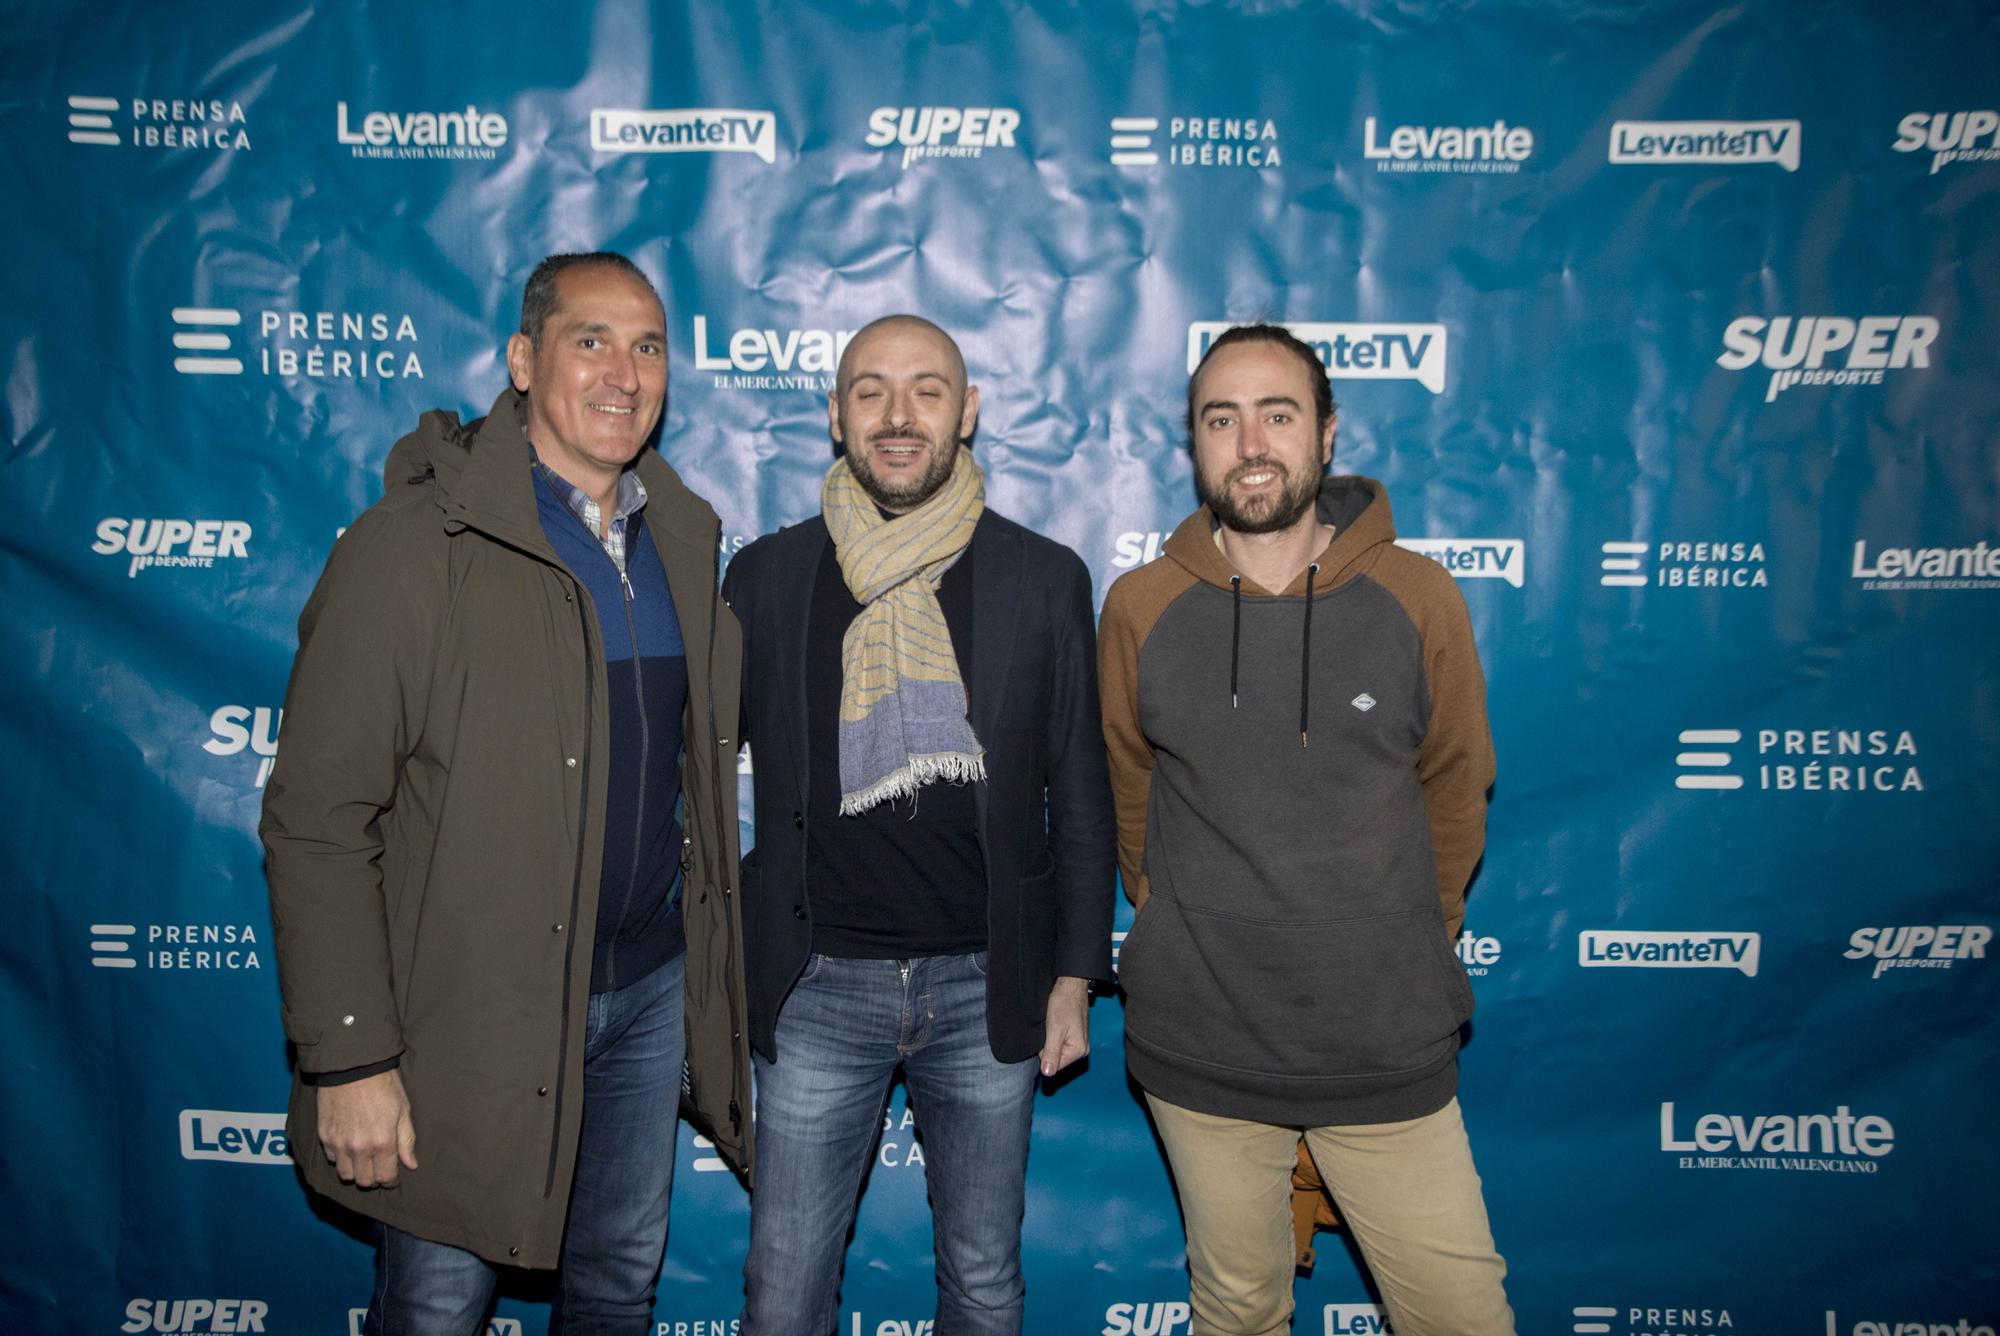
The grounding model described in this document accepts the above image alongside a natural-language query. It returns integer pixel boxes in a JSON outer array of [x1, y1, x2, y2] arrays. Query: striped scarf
[[821, 453, 987, 815]]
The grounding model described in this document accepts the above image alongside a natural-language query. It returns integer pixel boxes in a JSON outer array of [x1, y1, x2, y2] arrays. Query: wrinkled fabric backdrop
[[3, 2, 1996, 1334]]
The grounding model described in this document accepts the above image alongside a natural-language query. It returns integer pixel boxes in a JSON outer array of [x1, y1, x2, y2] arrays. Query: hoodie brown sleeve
[[1096, 566, 1185, 910], [1371, 550, 1496, 939]]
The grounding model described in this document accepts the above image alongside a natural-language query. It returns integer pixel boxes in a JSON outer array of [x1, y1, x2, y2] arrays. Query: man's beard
[[1196, 457, 1323, 535], [847, 429, 961, 512]]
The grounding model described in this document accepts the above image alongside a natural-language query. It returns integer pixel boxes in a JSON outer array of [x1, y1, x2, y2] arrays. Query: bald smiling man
[[722, 315, 1116, 1335]]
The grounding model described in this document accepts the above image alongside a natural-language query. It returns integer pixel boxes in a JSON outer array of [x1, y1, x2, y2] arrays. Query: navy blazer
[[722, 509, 1116, 1064]]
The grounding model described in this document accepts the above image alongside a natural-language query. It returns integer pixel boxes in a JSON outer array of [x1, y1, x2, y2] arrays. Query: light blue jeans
[[740, 951, 1038, 1336], [363, 951, 687, 1336]]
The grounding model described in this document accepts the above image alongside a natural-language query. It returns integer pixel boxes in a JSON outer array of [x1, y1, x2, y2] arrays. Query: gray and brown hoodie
[[1098, 475, 1494, 1126]]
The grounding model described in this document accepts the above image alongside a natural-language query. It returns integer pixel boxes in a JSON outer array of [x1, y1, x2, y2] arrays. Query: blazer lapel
[[785, 522, 828, 810], [969, 514, 1022, 839]]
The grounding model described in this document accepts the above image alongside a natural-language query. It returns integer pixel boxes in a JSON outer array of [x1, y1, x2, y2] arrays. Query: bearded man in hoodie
[[1097, 323, 1514, 1336], [262, 252, 749, 1334]]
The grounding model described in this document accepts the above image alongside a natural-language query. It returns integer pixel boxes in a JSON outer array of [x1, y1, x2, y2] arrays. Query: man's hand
[[318, 1069, 418, 1188], [1039, 976, 1092, 1077]]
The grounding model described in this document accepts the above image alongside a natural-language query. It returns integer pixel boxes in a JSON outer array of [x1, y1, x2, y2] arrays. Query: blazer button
[[793, 905, 807, 920], [792, 810, 803, 828]]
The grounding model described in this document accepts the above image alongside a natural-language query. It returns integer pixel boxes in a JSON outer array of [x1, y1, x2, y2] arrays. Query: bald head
[[828, 313, 980, 513], [835, 314, 967, 398]]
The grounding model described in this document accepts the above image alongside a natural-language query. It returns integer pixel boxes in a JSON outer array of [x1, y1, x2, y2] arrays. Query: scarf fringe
[[838, 752, 988, 816]]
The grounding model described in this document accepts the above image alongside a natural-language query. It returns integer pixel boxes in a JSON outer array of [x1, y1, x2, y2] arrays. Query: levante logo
[[1659, 1101, 1894, 1173], [692, 314, 854, 392], [1362, 116, 1534, 173], [336, 100, 508, 160], [1851, 539, 2000, 590], [1825, 1315, 1994, 1336]]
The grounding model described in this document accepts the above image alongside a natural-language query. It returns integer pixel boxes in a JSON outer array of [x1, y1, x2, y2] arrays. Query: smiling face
[[506, 265, 667, 493], [1190, 339, 1336, 536], [829, 317, 979, 514]]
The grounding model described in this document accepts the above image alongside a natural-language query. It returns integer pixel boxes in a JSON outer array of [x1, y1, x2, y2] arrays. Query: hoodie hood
[[1161, 473, 1397, 597]]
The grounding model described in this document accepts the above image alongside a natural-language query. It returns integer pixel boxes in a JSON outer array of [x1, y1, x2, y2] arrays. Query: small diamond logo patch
[[1351, 693, 1377, 712]]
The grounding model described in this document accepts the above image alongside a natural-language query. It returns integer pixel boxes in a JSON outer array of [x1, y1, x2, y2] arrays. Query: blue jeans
[[363, 951, 687, 1336], [740, 951, 1038, 1336]]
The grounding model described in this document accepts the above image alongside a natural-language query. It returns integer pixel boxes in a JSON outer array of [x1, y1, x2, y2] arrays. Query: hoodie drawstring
[[1229, 576, 1242, 709], [1300, 563, 1318, 748]]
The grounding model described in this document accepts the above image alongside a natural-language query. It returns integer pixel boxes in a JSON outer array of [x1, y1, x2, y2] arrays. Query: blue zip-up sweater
[[533, 467, 689, 993]]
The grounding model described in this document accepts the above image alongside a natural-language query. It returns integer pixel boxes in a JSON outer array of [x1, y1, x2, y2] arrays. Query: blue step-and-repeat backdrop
[[3, 2, 1996, 1333]]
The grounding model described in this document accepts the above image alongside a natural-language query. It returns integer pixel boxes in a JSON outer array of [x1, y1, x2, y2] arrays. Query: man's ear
[[959, 384, 981, 442], [506, 332, 533, 394], [1320, 410, 1337, 465], [828, 390, 845, 446]]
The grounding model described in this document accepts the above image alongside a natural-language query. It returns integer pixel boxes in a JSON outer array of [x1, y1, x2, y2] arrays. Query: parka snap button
[[508, 1247, 519, 1257], [565, 757, 577, 768], [791, 811, 803, 828], [341, 1015, 355, 1026], [552, 923, 564, 934], [793, 905, 807, 920], [537, 1086, 548, 1096]]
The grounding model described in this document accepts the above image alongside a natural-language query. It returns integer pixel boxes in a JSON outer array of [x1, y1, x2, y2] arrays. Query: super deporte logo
[[1893, 110, 2000, 173], [1362, 116, 1533, 173], [1608, 118, 1799, 171], [93, 518, 251, 578], [65, 92, 251, 151], [1187, 321, 1447, 394], [207, 704, 282, 788], [122, 1298, 269, 1333], [336, 100, 507, 160], [1845, 925, 1990, 981], [1103, 1304, 1192, 1336], [1717, 315, 1939, 402], [1660, 1101, 1893, 1173], [866, 106, 1020, 169], [591, 108, 777, 163]]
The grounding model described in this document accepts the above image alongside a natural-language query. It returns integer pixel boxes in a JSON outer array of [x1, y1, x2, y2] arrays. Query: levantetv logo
[[1362, 116, 1533, 173], [1579, 931, 1760, 977], [1894, 110, 2000, 173], [591, 108, 777, 162], [1825, 1312, 1994, 1336], [1660, 1101, 1893, 1172], [1324, 1305, 1393, 1334], [1571, 1304, 1736, 1336], [179, 1110, 290, 1164], [1188, 322, 1447, 394], [1609, 118, 1799, 171], [1852, 539, 2000, 590], [349, 1314, 521, 1336], [1718, 316, 1939, 402], [336, 101, 508, 159], [866, 106, 1020, 168], [1396, 538, 1524, 587]]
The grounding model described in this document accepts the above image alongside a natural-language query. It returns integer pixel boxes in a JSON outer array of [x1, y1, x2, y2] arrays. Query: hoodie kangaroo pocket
[[1123, 899, 1470, 1081]]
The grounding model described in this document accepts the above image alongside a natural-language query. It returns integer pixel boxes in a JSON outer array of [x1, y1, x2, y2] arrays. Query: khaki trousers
[[1145, 1093, 1515, 1336]]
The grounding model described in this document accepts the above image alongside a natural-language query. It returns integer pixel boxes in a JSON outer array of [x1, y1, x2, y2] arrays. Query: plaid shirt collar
[[531, 453, 648, 573]]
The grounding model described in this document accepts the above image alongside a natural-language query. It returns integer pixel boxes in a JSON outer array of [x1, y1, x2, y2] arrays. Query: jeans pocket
[[968, 949, 990, 978], [794, 951, 827, 985]]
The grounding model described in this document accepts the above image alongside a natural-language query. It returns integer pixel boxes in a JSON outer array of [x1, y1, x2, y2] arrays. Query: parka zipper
[[546, 579, 594, 1198], [610, 562, 647, 995], [701, 547, 749, 1141]]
